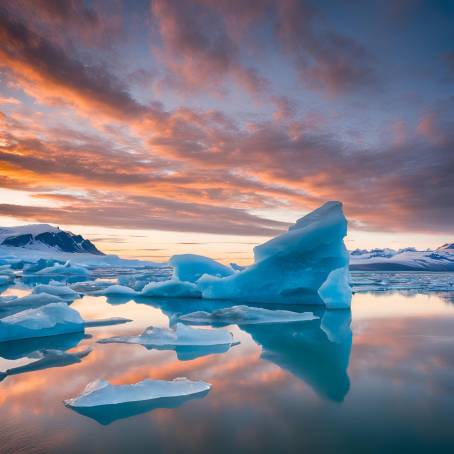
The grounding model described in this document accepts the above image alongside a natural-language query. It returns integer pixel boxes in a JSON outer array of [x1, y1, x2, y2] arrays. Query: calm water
[[1, 275, 454, 453]]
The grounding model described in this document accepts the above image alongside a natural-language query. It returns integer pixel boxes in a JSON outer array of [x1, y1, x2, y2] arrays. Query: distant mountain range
[[0, 224, 104, 255], [0, 224, 453, 271], [350, 244, 454, 271]]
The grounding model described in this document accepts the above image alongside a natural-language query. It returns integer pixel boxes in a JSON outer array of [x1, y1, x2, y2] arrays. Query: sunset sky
[[0, 0, 453, 263]]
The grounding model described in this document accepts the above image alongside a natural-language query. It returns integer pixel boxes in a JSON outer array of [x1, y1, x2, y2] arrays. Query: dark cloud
[[0, 6, 148, 119], [277, 0, 376, 96], [0, 197, 287, 236]]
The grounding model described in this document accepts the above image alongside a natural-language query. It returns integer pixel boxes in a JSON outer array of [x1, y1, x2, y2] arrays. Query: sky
[[0, 0, 453, 263]]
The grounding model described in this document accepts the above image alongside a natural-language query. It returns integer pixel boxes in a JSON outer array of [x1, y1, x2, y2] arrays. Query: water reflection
[[0, 332, 91, 381], [242, 310, 352, 402], [0, 332, 88, 360], [1, 347, 91, 382], [66, 390, 210, 425]]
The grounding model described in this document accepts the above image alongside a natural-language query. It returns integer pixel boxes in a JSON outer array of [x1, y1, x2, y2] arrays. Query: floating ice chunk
[[65, 377, 211, 408], [0, 275, 13, 285], [33, 284, 80, 301], [84, 317, 132, 327], [98, 323, 234, 347], [23, 259, 64, 274], [0, 266, 15, 277], [170, 254, 234, 283], [0, 292, 64, 309], [36, 261, 90, 276], [94, 284, 138, 296], [318, 267, 352, 310], [141, 279, 201, 298], [70, 280, 112, 293], [0, 295, 17, 304], [0, 303, 84, 342], [118, 269, 172, 291], [197, 202, 352, 308], [179, 305, 318, 325]]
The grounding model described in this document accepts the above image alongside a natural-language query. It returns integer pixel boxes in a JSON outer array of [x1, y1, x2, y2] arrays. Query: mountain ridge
[[0, 224, 104, 255]]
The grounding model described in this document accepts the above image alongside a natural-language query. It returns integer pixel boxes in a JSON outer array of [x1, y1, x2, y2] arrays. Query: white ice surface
[[98, 323, 234, 347], [0, 292, 64, 308], [0, 303, 84, 342], [94, 285, 138, 296], [178, 305, 318, 325], [36, 261, 90, 276], [170, 254, 234, 283], [64, 377, 211, 408], [0, 244, 163, 268], [33, 284, 80, 301], [141, 279, 201, 298]]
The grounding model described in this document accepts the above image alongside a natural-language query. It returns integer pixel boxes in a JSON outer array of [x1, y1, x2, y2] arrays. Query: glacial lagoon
[[0, 270, 454, 453]]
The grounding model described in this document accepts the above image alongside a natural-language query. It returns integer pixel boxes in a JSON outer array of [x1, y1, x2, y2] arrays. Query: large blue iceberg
[[172, 201, 351, 308]]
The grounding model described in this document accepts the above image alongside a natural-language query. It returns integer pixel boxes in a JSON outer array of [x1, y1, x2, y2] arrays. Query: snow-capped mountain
[[350, 244, 454, 271], [0, 224, 104, 255]]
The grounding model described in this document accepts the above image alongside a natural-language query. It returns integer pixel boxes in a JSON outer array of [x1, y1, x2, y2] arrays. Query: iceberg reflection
[[0, 332, 90, 381], [242, 309, 352, 402], [66, 390, 210, 425]]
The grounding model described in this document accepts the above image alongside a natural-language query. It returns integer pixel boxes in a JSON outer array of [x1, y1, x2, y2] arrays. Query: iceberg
[[36, 260, 90, 276], [0, 303, 84, 342], [64, 377, 211, 408], [0, 275, 13, 286], [23, 258, 64, 274], [98, 323, 234, 347], [64, 377, 211, 424], [0, 293, 65, 318], [33, 284, 80, 301], [117, 268, 172, 291], [196, 202, 352, 308], [178, 305, 318, 325], [94, 284, 138, 296], [170, 254, 234, 283], [141, 279, 201, 298]]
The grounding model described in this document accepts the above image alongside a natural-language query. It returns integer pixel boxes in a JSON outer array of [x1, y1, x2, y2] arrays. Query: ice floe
[[94, 284, 138, 296], [170, 254, 234, 283], [32, 284, 80, 301], [65, 377, 211, 408], [195, 201, 352, 308], [98, 323, 234, 347], [141, 279, 201, 298], [0, 303, 84, 342], [36, 261, 90, 276], [178, 305, 318, 325]]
